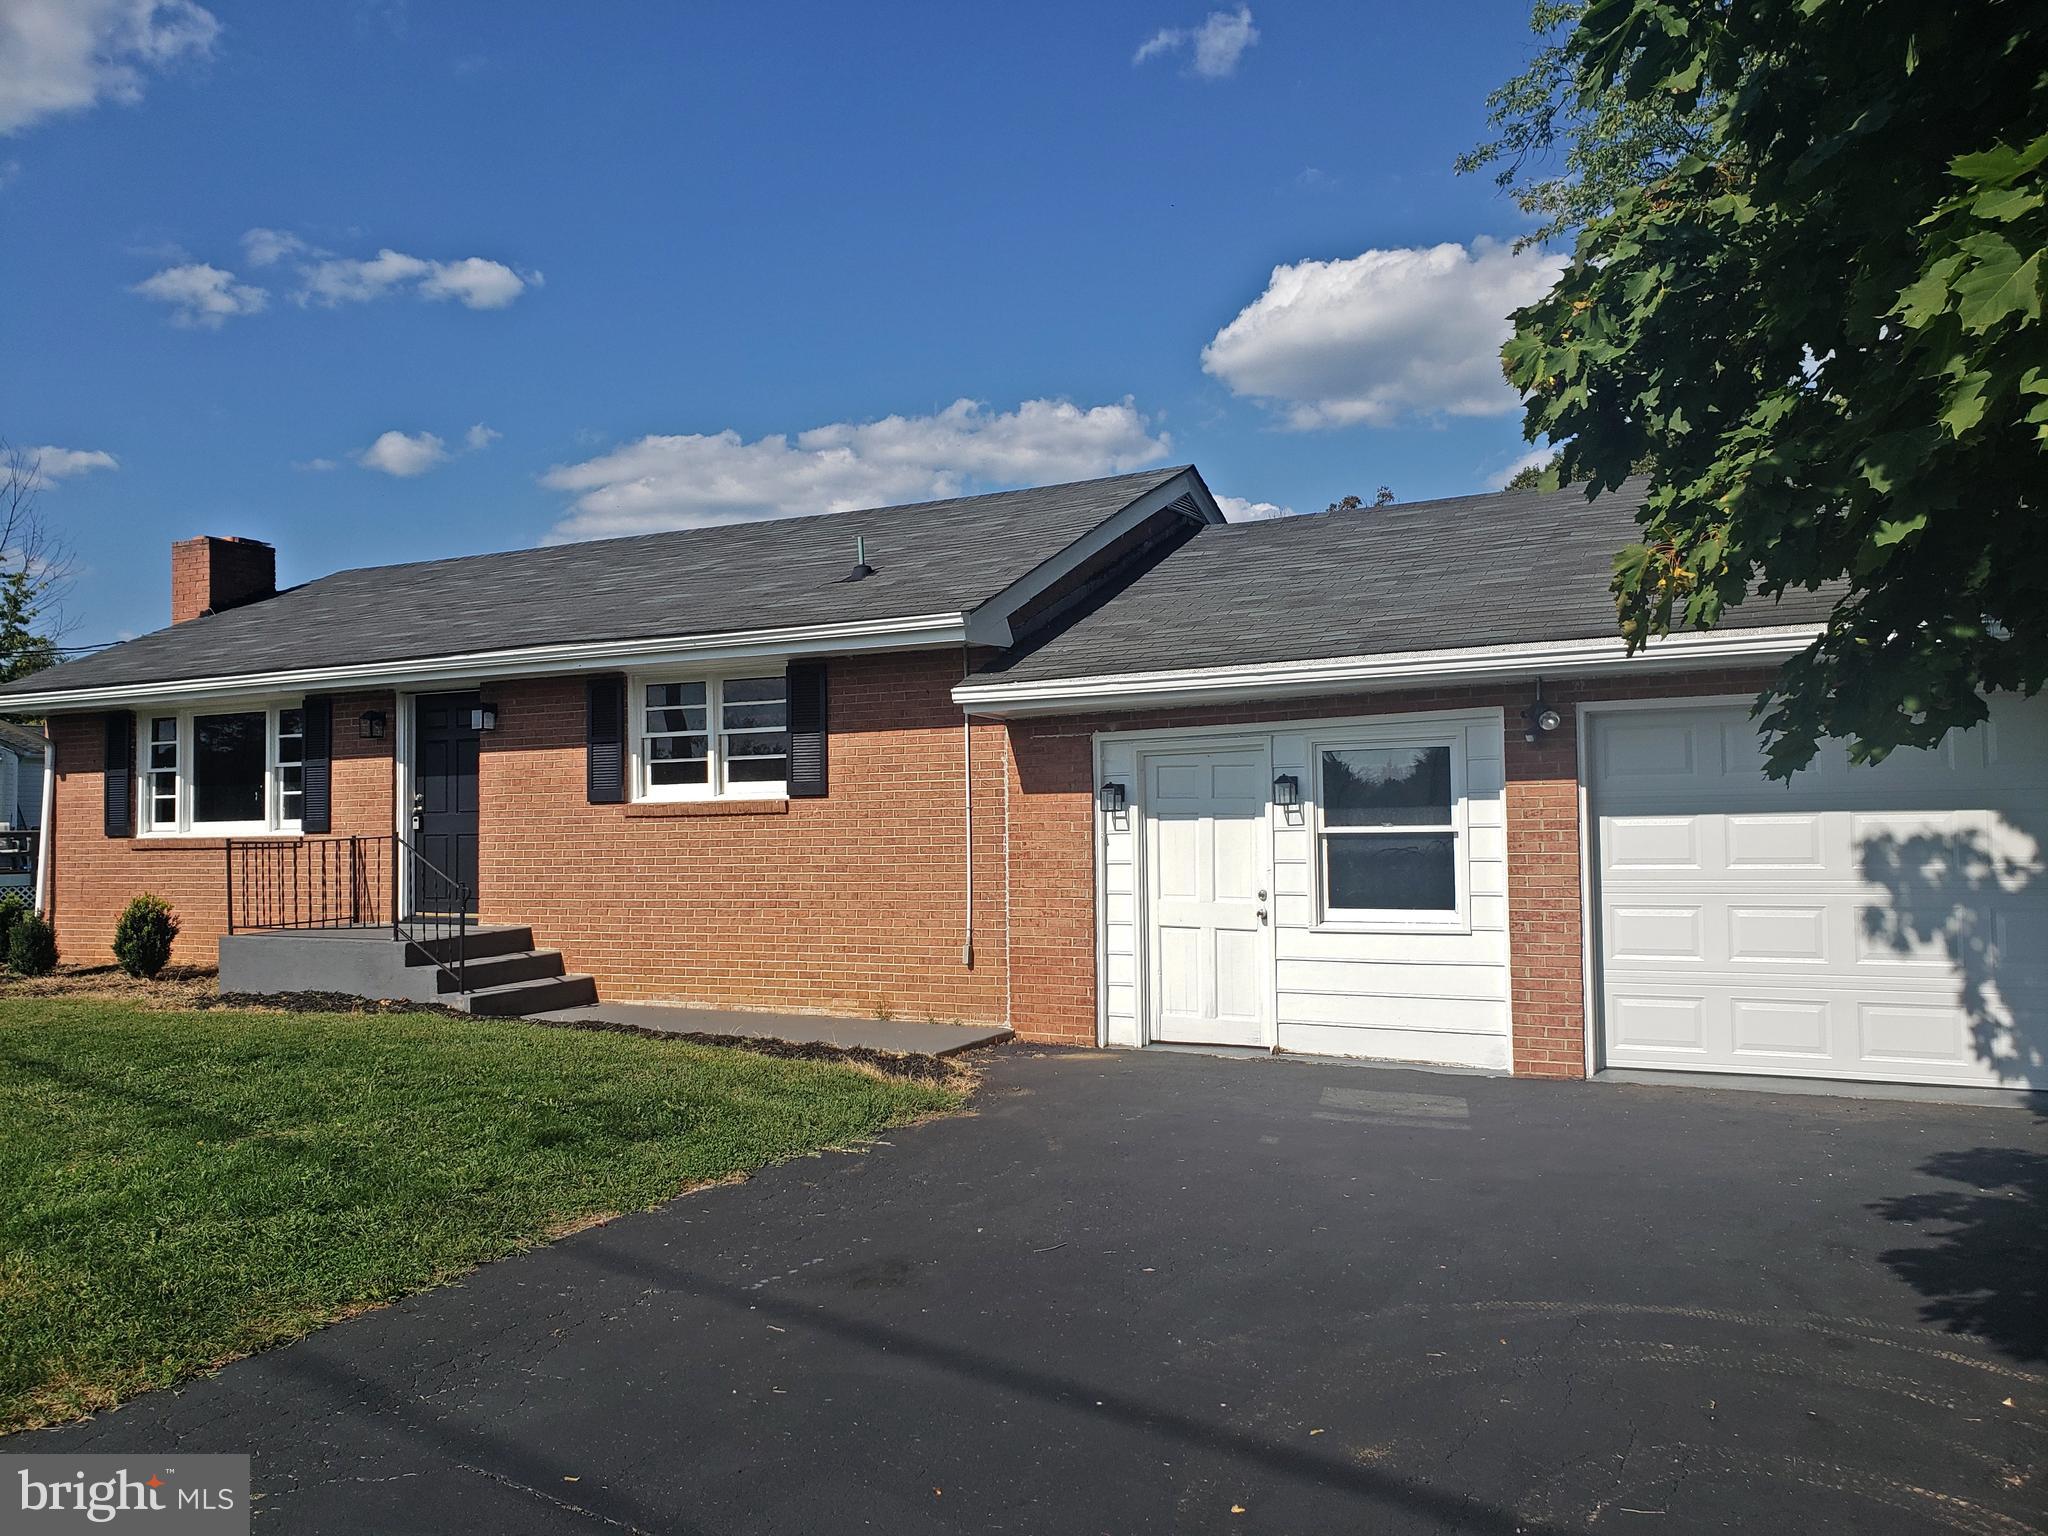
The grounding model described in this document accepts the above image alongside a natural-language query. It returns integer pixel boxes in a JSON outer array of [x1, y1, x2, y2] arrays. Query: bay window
[[634, 673, 789, 800], [1315, 737, 1466, 928], [138, 704, 306, 835]]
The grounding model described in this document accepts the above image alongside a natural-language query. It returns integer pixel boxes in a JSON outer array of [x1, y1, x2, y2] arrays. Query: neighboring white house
[[0, 720, 46, 894]]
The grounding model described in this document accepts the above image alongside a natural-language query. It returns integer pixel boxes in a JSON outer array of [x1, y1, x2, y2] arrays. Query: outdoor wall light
[[1523, 682, 1563, 744], [1272, 773, 1301, 808], [470, 704, 500, 733], [1099, 781, 1127, 814], [358, 710, 387, 740]]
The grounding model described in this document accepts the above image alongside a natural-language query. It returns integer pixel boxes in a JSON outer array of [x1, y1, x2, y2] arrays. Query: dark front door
[[413, 692, 480, 917]]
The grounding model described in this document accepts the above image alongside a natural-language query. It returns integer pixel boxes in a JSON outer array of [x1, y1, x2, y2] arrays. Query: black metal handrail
[[393, 834, 470, 995], [225, 834, 470, 993]]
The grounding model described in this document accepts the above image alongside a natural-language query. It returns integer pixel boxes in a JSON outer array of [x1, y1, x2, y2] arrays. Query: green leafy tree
[[1324, 487, 1396, 514], [1456, 1, 1713, 248], [0, 444, 68, 686], [1502, 0, 2047, 776]]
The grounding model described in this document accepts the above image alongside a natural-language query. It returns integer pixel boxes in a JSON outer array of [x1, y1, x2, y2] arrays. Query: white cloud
[[541, 396, 1170, 542], [420, 256, 533, 310], [298, 247, 431, 306], [0, 0, 218, 135], [293, 456, 339, 472], [239, 226, 306, 267], [463, 422, 500, 452], [356, 429, 448, 478], [1202, 238, 1568, 429], [1215, 494, 1293, 522], [25, 445, 118, 481], [1487, 444, 1557, 490], [283, 238, 537, 310], [1134, 6, 1258, 78], [130, 261, 268, 327]]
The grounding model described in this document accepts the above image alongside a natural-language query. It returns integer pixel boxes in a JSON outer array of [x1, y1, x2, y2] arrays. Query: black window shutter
[[786, 660, 828, 798], [301, 695, 334, 833], [103, 711, 134, 838], [587, 674, 626, 804]]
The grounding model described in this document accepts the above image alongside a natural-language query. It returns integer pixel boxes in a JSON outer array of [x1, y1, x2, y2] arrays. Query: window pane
[[151, 717, 178, 744], [648, 734, 707, 762], [648, 731, 708, 787], [647, 682, 706, 710], [150, 743, 177, 771], [277, 709, 304, 761], [1326, 833, 1457, 912], [648, 707, 706, 734], [192, 712, 266, 823], [723, 726, 788, 784], [1322, 746, 1452, 827], [722, 676, 787, 731]]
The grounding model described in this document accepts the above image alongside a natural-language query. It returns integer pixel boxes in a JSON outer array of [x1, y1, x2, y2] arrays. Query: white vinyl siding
[[1099, 707, 1510, 1069]]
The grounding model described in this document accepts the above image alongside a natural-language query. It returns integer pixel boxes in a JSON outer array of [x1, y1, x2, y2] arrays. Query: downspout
[[33, 727, 53, 916], [961, 646, 974, 968]]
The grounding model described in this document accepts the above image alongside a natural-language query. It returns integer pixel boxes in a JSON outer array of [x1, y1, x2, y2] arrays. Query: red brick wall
[[1003, 667, 1781, 1072], [40, 648, 1780, 1072], [476, 650, 1011, 1023], [45, 691, 396, 967]]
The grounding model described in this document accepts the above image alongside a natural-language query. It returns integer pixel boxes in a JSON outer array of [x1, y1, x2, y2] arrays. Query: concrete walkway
[[531, 1000, 1010, 1056]]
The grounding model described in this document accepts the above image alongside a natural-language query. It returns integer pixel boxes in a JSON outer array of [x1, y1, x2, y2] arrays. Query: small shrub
[[112, 894, 179, 980], [8, 911, 57, 976], [0, 891, 27, 955]]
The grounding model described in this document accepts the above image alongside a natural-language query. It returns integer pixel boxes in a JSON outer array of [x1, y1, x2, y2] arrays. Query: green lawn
[[0, 998, 959, 1434]]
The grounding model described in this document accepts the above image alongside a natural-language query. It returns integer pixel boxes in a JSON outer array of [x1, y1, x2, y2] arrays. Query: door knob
[[1257, 908, 1269, 925]]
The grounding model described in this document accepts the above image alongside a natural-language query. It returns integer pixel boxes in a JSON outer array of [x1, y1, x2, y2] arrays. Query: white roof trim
[[9, 612, 969, 713], [962, 467, 1221, 648], [951, 624, 1824, 717]]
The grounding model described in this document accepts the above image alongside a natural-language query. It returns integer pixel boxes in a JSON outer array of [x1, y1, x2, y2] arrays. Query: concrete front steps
[[218, 922, 598, 1016]]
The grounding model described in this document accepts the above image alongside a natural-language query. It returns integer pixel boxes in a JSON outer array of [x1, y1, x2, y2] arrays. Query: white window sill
[[135, 827, 304, 841], [1313, 914, 1473, 937]]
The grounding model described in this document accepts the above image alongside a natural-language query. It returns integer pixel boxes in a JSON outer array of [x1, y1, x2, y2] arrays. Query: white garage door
[[1590, 697, 2047, 1089]]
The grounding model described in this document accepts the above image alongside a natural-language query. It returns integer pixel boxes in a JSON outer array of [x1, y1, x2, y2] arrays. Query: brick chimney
[[171, 536, 276, 624]]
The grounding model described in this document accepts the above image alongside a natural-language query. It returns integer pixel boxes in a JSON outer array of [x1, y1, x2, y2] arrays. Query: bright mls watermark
[[4, 1456, 248, 1534]]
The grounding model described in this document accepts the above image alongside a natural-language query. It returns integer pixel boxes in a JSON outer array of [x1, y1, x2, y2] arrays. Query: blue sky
[[1, 0, 1561, 645]]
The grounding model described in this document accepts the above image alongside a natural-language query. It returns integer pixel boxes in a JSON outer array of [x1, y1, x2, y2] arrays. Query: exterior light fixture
[[1099, 781, 1127, 814], [1523, 682, 1563, 743], [470, 704, 499, 732], [1273, 773, 1301, 808], [358, 710, 387, 740]]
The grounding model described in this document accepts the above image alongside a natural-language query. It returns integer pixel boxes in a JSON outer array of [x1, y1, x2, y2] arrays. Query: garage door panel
[[1607, 994, 1708, 1054], [1593, 697, 2045, 1090], [1729, 998, 1830, 1059], [1726, 905, 1829, 964], [1726, 813, 1824, 869]]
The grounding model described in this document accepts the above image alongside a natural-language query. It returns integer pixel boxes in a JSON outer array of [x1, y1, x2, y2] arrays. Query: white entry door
[[1591, 698, 2048, 1089], [1144, 746, 1272, 1047]]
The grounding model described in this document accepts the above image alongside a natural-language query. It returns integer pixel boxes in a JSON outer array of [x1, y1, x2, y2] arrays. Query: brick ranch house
[[4, 466, 2041, 1093]]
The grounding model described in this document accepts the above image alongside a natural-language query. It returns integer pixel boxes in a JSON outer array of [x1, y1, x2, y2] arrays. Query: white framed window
[[1313, 734, 1468, 931], [137, 703, 306, 836], [632, 672, 789, 801]]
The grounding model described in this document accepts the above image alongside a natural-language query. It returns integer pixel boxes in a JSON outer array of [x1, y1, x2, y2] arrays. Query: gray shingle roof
[[0, 720, 45, 755], [2, 467, 1191, 699], [973, 480, 1838, 685]]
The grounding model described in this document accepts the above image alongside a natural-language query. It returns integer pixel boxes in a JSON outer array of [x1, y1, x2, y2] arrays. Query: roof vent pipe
[[843, 534, 876, 583]]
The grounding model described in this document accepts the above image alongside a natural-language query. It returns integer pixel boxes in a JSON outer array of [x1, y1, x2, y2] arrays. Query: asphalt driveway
[[9, 1046, 2044, 1534]]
